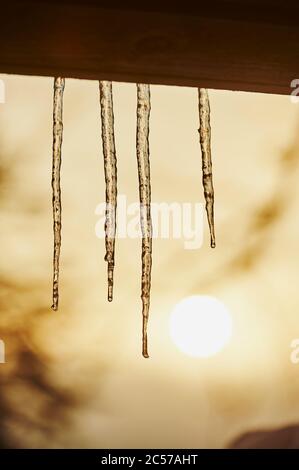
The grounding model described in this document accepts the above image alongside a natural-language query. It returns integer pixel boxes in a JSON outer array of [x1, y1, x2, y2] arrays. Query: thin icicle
[[198, 88, 216, 248], [51, 77, 65, 310], [136, 84, 152, 358], [99, 81, 117, 302]]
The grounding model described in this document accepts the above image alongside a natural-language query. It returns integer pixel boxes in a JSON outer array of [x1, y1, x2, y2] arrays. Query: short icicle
[[136, 84, 152, 358], [99, 81, 117, 302], [198, 88, 216, 248], [51, 77, 65, 310]]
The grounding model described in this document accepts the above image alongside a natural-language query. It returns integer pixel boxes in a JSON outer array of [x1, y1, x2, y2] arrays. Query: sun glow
[[169, 295, 232, 357]]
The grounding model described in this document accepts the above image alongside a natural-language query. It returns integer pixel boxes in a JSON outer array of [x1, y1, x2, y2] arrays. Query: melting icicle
[[198, 88, 216, 248], [136, 84, 152, 358], [99, 81, 117, 302], [51, 77, 65, 310]]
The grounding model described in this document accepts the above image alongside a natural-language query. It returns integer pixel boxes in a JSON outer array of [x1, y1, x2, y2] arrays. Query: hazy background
[[0, 74, 299, 448]]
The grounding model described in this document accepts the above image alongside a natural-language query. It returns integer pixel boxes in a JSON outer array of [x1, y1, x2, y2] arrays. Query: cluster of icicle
[[51, 78, 215, 358]]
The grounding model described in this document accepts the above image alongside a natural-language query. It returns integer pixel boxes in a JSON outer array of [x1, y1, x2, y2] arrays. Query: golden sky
[[0, 75, 299, 448]]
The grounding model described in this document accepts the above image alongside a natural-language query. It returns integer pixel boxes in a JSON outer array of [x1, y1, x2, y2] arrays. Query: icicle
[[51, 77, 65, 310], [198, 88, 216, 248], [99, 81, 117, 302], [136, 84, 152, 358]]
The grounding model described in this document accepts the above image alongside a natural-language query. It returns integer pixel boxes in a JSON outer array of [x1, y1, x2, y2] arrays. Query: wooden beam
[[1, 1, 299, 94]]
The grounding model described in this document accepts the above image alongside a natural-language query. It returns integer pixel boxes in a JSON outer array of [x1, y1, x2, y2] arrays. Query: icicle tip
[[142, 343, 150, 359], [107, 283, 113, 302], [106, 260, 114, 302], [142, 309, 150, 358]]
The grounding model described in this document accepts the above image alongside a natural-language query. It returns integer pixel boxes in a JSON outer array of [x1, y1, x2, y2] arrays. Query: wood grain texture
[[1, 1, 299, 94]]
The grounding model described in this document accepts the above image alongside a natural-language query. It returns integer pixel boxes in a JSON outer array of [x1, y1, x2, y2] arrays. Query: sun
[[169, 295, 232, 358]]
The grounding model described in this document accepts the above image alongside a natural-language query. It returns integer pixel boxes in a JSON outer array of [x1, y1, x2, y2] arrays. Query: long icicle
[[99, 81, 117, 302], [198, 88, 216, 248], [51, 77, 65, 310], [136, 84, 152, 358]]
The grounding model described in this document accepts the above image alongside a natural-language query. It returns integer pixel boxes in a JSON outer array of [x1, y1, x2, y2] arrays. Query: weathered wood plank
[[0, 1, 299, 94]]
